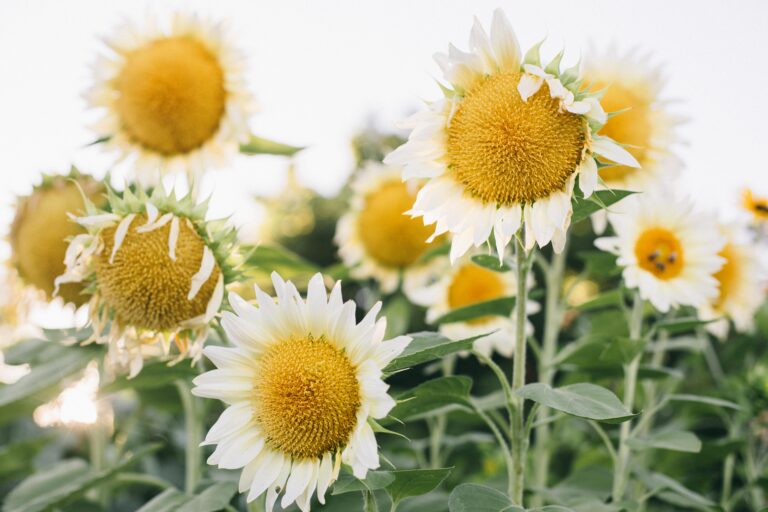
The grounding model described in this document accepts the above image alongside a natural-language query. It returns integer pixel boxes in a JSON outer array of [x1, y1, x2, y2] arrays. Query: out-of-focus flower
[[743, 189, 768, 224], [193, 273, 410, 511], [336, 162, 445, 293], [596, 189, 724, 312], [33, 361, 109, 428], [385, 9, 638, 261]]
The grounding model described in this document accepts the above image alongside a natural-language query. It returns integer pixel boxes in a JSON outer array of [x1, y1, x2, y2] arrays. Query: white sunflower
[[405, 250, 539, 358], [335, 162, 446, 293], [385, 9, 638, 262], [582, 47, 685, 233], [86, 13, 256, 182], [192, 272, 411, 511], [55, 184, 238, 377], [697, 224, 767, 339], [595, 189, 725, 313]]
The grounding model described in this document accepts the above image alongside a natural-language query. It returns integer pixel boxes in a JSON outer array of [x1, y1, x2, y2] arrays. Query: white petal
[[109, 213, 136, 264], [490, 8, 521, 71], [578, 157, 598, 197], [188, 246, 216, 300], [517, 73, 543, 102], [592, 138, 640, 168], [168, 216, 180, 261]]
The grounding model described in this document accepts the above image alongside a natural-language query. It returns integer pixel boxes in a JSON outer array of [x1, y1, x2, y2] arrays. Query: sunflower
[[385, 9, 638, 262], [55, 184, 238, 377], [406, 250, 538, 357], [697, 224, 766, 338], [10, 172, 105, 306], [86, 13, 255, 181], [335, 162, 445, 293], [595, 189, 725, 312], [192, 273, 410, 511]]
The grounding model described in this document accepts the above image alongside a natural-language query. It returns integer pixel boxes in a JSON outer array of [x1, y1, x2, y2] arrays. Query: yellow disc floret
[[712, 244, 740, 311], [634, 227, 684, 280], [11, 177, 104, 306], [254, 336, 360, 459], [95, 215, 220, 331], [448, 263, 506, 324], [115, 36, 226, 155], [357, 181, 439, 267], [447, 72, 586, 205]]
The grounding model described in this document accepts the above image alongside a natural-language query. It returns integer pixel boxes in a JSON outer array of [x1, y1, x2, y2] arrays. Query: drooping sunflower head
[[336, 163, 445, 293], [10, 171, 105, 306], [56, 183, 239, 376], [193, 273, 411, 510], [582, 48, 683, 190], [386, 9, 639, 261], [87, 13, 255, 179], [596, 190, 725, 313]]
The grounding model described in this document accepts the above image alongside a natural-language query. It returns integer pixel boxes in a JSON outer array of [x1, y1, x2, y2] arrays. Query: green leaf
[[517, 383, 636, 423], [332, 471, 396, 495], [448, 483, 520, 512], [384, 332, 489, 373], [383, 294, 412, 338], [571, 189, 635, 223], [390, 376, 472, 422], [470, 254, 511, 272], [239, 134, 303, 156], [635, 471, 716, 510], [243, 244, 319, 274], [177, 482, 238, 512], [656, 317, 715, 335], [627, 431, 702, 453], [101, 360, 197, 394], [136, 488, 190, 512], [576, 289, 623, 311], [385, 468, 451, 505], [599, 338, 646, 365], [435, 297, 515, 324], [578, 251, 620, 278], [668, 394, 741, 410], [0, 437, 53, 480]]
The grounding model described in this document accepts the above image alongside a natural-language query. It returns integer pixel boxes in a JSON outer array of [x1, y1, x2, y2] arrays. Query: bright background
[[0, 0, 766, 308]]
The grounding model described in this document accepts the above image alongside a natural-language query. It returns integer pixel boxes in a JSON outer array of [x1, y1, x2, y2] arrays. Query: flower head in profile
[[697, 224, 766, 338], [86, 13, 256, 181], [193, 273, 410, 511], [55, 184, 238, 377], [335, 162, 445, 293], [406, 250, 538, 357], [596, 189, 725, 312], [10, 171, 105, 306], [385, 9, 639, 262]]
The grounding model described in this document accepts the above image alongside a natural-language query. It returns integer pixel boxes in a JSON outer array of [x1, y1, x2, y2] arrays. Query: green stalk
[[429, 355, 456, 468], [530, 245, 568, 507], [510, 235, 530, 505], [611, 292, 644, 503], [88, 420, 109, 507], [176, 380, 203, 494]]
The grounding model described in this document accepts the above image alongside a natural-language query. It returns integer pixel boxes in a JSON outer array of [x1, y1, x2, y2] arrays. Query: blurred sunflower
[[335, 162, 445, 293], [385, 9, 638, 261], [596, 189, 724, 312], [10, 171, 105, 306], [55, 184, 238, 377], [193, 273, 410, 511], [743, 189, 768, 225], [86, 13, 255, 181]]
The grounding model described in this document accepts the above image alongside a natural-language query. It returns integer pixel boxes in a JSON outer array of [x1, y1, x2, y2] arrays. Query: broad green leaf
[[136, 488, 189, 512], [576, 289, 623, 311], [0, 437, 52, 480], [668, 394, 741, 410], [571, 189, 635, 223], [177, 482, 238, 512], [542, 466, 613, 505], [448, 483, 520, 512], [635, 471, 716, 509], [101, 360, 197, 394], [239, 134, 303, 156], [435, 297, 515, 324], [470, 254, 511, 272], [383, 294, 411, 338], [656, 317, 714, 335], [599, 338, 646, 365], [389, 376, 472, 422], [385, 468, 451, 505], [627, 431, 702, 453], [243, 244, 319, 274], [517, 383, 635, 423], [384, 332, 489, 373], [332, 471, 396, 495]]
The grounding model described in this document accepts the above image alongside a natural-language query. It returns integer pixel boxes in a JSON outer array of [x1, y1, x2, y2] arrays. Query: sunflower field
[[1, 3, 768, 512]]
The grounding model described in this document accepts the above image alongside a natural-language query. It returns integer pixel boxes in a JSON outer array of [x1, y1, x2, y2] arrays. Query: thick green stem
[[176, 380, 203, 494], [612, 293, 644, 503], [88, 420, 108, 506], [510, 236, 530, 505], [429, 355, 456, 468], [530, 246, 567, 507]]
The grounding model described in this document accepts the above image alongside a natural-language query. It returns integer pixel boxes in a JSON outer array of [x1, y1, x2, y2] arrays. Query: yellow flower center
[[95, 215, 220, 331], [11, 177, 104, 306], [357, 181, 440, 268], [254, 336, 360, 459], [634, 227, 684, 280], [593, 80, 653, 183], [712, 244, 740, 310], [743, 190, 768, 221], [448, 263, 506, 324], [447, 72, 586, 205], [115, 36, 226, 156]]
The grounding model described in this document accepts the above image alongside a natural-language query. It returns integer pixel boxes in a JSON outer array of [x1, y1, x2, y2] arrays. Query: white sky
[[1, 0, 766, 246]]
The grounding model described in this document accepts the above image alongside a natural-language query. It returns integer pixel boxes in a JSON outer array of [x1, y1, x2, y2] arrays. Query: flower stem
[[88, 420, 109, 507], [611, 292, 644, 503], [429, 355, 456, 468], [510, 235, 529, 505], [530, 244, 567, 507], [176, 379, 203, 494]]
